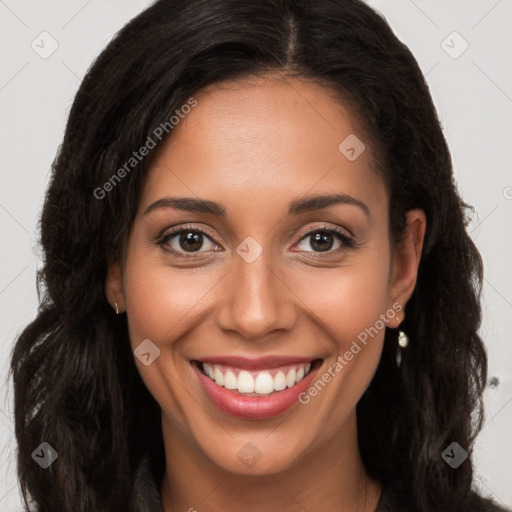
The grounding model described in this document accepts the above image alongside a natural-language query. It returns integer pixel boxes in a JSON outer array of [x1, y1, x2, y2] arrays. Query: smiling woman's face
[[107, 75, 425, 477]]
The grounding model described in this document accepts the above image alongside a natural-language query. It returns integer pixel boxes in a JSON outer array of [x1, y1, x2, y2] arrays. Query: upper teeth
[[202, 362, 312, 395]]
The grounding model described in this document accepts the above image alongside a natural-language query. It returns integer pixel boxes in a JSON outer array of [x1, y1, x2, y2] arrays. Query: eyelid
[[157, 222, 354, 256], [158, 223, 218, 241], [156, 224, 221, 258], [295, 223, 353, 243], [291, 224, 354, 256]]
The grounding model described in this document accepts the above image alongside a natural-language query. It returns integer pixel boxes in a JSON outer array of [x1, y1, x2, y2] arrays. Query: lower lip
[[192, 361, 320, 420]]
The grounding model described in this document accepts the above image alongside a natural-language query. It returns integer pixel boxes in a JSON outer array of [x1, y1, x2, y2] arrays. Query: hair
[[9, 1, 491, 511]]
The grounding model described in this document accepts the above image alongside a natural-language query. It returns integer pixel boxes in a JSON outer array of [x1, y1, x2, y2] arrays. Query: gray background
[[1, 0, 511, 509]]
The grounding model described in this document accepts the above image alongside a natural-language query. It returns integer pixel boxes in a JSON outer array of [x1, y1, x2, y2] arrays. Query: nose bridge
[[215, 240, 296, 339]]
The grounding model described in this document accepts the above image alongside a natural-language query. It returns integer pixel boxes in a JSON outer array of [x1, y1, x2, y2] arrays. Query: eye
[[157, 223, 354, 259], [294, 226, 354, 254], [158, 225, 220, 256]]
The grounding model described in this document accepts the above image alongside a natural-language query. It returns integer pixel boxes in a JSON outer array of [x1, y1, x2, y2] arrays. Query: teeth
[[213, 367, 224, 387], [286, 369, 296, 388], [201, 362, 313, 395], [254, 372, 274, 394], [224, 370, 237, 390], [274, 371, 287, 391], [237, 371, 254, 393]]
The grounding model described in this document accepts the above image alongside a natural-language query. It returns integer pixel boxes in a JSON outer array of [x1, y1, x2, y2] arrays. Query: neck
[[160, 411, 381, 512]]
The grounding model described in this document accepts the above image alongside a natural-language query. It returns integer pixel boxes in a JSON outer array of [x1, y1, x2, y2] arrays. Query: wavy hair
[[10, 1, 489, 511]]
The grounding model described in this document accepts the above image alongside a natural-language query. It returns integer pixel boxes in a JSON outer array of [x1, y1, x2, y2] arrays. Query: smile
[[191, 356, 322, 419], [200, 361, 313, 396]]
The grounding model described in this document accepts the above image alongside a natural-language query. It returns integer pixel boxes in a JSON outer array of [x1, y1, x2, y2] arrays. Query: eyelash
[[157, 223, 355, 259]]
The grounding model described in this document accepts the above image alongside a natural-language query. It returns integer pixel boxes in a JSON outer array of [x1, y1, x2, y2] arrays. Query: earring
[[115, 301, 119, 315], [396, 330, 409, 368]]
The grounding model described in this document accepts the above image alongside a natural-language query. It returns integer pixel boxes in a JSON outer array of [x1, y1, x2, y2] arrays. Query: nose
[[215, 252, 297, 341]]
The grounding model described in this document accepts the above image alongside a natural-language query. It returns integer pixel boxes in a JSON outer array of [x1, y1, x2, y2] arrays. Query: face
[[107, 75, 425, 476]]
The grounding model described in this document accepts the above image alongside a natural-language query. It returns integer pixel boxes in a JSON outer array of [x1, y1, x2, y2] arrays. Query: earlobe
[[387, 209, 427, 312], [105, 261, 126, 314]]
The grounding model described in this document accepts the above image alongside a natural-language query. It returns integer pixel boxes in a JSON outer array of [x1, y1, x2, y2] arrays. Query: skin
[[106, 75, 426, 512]]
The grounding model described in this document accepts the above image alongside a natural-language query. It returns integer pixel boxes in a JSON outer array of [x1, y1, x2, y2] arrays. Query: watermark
[[441, 31, 469, 60], [503, 186, 512, 200], [30, 236, 43, 264], [31, 441, 58, 469], [441, 441, 468, 469], [237, 442, 262, 468], [93, 97, 197, 200], [236, 236, 263, 263], [31, 31, 59, 59], [298, 302, 402, 405], [133, 339, 161, 366], [338, 134, 366, 161]]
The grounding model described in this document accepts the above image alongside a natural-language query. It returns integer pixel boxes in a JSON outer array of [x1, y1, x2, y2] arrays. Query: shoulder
[[376, 480, 511, 512], [467, 492, 511, 512]]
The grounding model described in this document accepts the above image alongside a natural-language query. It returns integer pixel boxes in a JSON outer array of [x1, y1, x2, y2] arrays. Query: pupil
[[311, 232, 333, 252], [177, 231, 334, 253], [180, 231, 203, 252]]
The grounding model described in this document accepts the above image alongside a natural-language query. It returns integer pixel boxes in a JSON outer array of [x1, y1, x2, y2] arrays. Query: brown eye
[[159, 227, 220, 255], [177, 231, 204, 252], [295, 227, 353, 254], [309, 231, 335, 252]]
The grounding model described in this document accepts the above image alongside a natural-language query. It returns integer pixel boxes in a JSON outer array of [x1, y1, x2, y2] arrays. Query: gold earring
[[115, 302, 119, 315]]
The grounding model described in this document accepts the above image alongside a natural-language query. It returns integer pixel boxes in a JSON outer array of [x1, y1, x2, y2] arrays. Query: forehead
[[140, 76, 387, 224]]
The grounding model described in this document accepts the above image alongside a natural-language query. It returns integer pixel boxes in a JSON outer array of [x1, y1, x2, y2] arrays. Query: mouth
[[191, 357, 323, 419], [193, 359, 320, 396]]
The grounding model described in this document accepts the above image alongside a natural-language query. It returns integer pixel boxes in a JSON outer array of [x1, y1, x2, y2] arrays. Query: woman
[[10, 0, 509, 511]]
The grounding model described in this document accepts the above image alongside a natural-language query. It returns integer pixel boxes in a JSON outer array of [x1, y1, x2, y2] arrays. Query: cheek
[[123, 235, 392, 352], [291, 251, 391, 347], [292, 248, 391, 397], [121, 255, 218, 427], [123, 259, 219, 346]]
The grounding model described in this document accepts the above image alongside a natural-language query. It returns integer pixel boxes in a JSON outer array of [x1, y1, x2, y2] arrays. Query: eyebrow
[[143, 193, 370, 218]]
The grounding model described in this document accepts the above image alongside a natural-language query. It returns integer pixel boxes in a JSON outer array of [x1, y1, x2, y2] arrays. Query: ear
[[105, 261, 126, 314], [386, 209, 426, 322]]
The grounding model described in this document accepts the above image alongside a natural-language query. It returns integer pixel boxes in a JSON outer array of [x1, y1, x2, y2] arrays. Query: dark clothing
[[131, 456, 509, 512]]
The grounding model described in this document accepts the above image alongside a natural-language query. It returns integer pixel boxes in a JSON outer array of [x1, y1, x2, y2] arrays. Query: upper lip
[[193, 355, 317, 371]]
